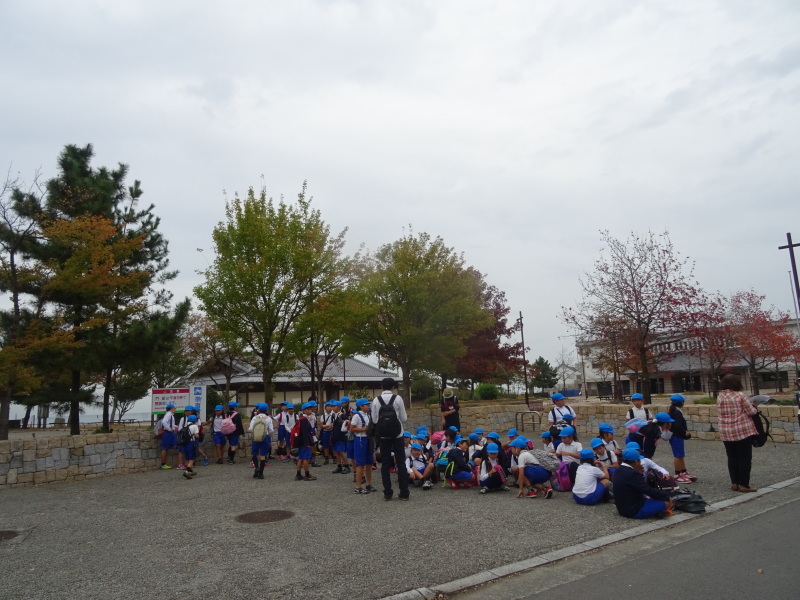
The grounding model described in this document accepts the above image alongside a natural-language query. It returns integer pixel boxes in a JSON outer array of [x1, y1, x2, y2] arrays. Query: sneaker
[[341, 467, 351, 475], [398, 495, 409, 501], [332, 466, 343, 474], [501, 485, 511, 491], [675, 473, 693, 484], [304, 475, 317, 481], [249, 461, 255, 468], [371, 465, 378, 471], [295, 472, 303, 481], [479, 487, 488, 494], [389, 467, 396, 473], [160, 464, 172, 470], [202, 459, 209, 466], [323, 459, 330, 465], [354, 487, 366, 494], [422, 481, 432, 490], [226, 459, 233, 465], [216, 458, 223, 464], [177, 464, 186, 470], [685, 472, 698, 482], [544, 488, 554, 499], [524, 490, 539, 498], [263, 461, 270, 466], [183, 471, 192, 479], [365, 485, 377, 493]]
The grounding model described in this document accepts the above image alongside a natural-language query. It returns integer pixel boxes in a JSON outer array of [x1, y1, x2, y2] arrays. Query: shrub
[[693, 397, 716, 404], [475, 383, 500, 400]]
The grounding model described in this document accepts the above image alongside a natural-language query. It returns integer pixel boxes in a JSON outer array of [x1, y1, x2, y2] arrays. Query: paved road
[[454, 483, 800, 600], [0, 439, 798, 600]]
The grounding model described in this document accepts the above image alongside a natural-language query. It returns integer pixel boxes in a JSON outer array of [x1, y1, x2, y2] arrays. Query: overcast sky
[[3, 1, 800, 369]]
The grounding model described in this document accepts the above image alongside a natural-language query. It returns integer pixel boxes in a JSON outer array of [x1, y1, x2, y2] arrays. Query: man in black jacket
[[612, 448, 673, 519]]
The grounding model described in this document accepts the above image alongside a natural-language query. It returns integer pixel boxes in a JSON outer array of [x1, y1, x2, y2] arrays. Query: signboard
[[151, 386, 207, 416]]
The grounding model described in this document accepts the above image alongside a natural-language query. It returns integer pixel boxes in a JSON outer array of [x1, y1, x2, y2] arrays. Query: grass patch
[[692, 397, 716, 404]]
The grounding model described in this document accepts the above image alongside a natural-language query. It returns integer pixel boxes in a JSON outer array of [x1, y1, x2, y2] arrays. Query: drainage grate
[[0, 531, 20, 542], [235, 510, 294, 524]]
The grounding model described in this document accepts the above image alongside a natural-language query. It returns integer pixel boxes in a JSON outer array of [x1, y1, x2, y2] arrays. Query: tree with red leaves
[[563, 231, 703, 403], [683, 292, 736, 397]]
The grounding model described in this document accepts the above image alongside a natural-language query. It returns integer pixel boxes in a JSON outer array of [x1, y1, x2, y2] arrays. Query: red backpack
[[290, 416, 306, 448]]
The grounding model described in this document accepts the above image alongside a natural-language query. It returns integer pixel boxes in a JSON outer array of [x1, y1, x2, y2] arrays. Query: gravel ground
[[0, 439, 797, 600]]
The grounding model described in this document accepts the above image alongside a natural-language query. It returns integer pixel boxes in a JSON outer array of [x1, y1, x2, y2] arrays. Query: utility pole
[[779, 232, 800, 318], [518, 311, 530, 409]]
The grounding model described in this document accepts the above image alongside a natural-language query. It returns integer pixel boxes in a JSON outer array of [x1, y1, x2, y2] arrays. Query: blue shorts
[[227, 434, 240, 447], [213, 432, 226, 446], [354, 437, 370, 466], [251, 437, 271, 457], [523, 465, 551, 485], [161, 431, 177, 450], [333, 441, 346, 453], [321, 430, 332, 448], [669, 436, 685, 458], [278, 425, 289, 444], [298, 446, 312, 461], [634, 498, 668, 519], [346, 440, 355, 460], [180, 443, 196, 461], [447, 470, 473, 482], [573, 481, 607, 505]]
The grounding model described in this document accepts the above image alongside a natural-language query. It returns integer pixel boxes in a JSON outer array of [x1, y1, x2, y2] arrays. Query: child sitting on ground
[[625, 394, 650, 444], [590, 437, 618, 472], [612, 448, 673, 519], [540, 431, 555, 454], [477, 443, 509, 494], [668, 394, 697, 484], [555, 426, 582, 485], [445, 436, 475, 489], [508, 437, 557, 499], [599, 424, 623, 464], [406, 443, 435, 489], [572, 449, 612, 505]]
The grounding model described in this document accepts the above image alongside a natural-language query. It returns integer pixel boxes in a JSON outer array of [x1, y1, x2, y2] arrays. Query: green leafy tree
[[530, 356, 558, 391], [342, 231, 491, 406], [194, 184, 347, 402]]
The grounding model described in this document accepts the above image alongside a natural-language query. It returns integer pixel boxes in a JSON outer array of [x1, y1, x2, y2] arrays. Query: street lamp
[[518, 311, 530, 408]]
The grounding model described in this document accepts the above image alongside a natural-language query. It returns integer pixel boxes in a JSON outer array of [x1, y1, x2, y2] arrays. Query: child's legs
[[422, 464, 435, 480], [573, 481, 607, 505], [669, 436, 686, 472], [354, 465, 364, 488], [449, 470, 473, 482], [480, 472, 503, 490], [634, 498, 668, 518]]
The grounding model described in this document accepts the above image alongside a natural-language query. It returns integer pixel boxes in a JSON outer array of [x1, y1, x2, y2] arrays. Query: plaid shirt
[[717, 390, 758, 442]]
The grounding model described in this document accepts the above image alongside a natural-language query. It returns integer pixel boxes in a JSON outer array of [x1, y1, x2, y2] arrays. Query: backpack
[[430, 430, 446, 446], [252, 417, 267, 443], [549, 460, 572, 492], [177, 424, 193, 446], [221, 414, 236, 435], [435, 448, 451, 472], [530, 449, 560, 473], [670, 488, 707, 514], [290, 416, 306, 448], [375, 395, 402, 439], [624, 418, 648, 434], [153, 417, 164, 438], [751, 411, 772, 448]]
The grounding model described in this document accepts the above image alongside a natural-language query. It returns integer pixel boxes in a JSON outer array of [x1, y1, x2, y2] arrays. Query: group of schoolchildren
[[158, 391, 697, 519]]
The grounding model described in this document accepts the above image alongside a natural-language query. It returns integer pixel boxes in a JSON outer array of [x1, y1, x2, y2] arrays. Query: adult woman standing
[[716, 374, 759, 493]]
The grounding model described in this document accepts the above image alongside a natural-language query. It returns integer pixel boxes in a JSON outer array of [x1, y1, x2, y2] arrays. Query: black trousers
[[378, 436, 410, 499], [723, 438, 753, 487]]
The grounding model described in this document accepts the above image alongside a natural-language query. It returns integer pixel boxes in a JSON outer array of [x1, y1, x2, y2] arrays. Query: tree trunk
[[402, 364, 412, 409], [750, 368, 760, 395], [23, 404, 33, 428], [0, 386, 11, 440], [102, 367, 112, 432], [639, 347, 652, 404], [69, 369, 81, 435]]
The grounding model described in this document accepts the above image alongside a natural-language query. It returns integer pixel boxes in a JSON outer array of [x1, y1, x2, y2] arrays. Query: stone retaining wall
[[1, 402, 796, 489]]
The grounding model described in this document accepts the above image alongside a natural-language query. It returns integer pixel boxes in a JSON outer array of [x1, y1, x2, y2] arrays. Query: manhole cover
[[0, 531, 20, 542], [235, 510, 294, 524]]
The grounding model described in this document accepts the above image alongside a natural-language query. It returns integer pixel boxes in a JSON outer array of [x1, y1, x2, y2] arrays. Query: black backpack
[[670, 488, 707, 514], [177, 424, 193, 446], [375, 395, 402, 439], [751, 411, 772, 448]]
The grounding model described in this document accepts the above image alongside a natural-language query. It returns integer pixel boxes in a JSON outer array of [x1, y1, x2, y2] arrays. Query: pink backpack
[[550, 460, 572, 492], [221, 414, 236, 435], [430, 430, 446, 446], [624, 418, 648, 434]]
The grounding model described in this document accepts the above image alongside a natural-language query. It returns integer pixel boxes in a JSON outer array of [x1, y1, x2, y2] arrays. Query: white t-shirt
[[352, 411, 370, 437], [548, 405, 577, 425], [573, 463, 605, 497], [628, 406, 650, 421], [479, 457, 501, 482], [406, 454, 427, 473], [516, 450, 540, 469], [594, 448, 617, 467], [278, 411, 296, 430], [556, 441, 583, 464], [604, 439, 621, 458], [542, 441, 555, 453], [641, 457, 669, 476]]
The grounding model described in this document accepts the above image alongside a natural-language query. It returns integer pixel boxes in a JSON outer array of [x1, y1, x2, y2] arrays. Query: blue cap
[[416, 425, 428, 432], [590, 437, 605, 449], [508, 428, 518, 437], [670, 394, 686, 403], [487, 432, 500, 440], [187, 414, 198, 423], [562, 413, 574, 421], [410, 435, 418, 440], [598, 423, 615, 433], [301, 401, 313, 410], [166, 404, 175, 409], [356, 398, 370, 407], [474, 428, 484, 435], [625, 441, 641, 451], [579, 449, 595, 460], [228, 401, 239, 407], [552, 393, 565, 402], [410, 443, 423, 451], [417, 431, 429, 439], [340, 396, 349, 403], [540, 431, 552, 438], [454, 436, 467, 445], [285, 402, 294, 410], [622, 448, 643, 461], [280, 401, 288, 405], [214, 405, 224, 411], [509, 438, 527, 449], [309, 400, 318, 406], [256, 402, 269, 411], [655, 412, 675, 423], [403, 430, 411, 437], [560, 426, 575, 437], [468, 433, 480, 441], [631, 393, 643, 400], [486, 442, 500, 453], [331, 400, 341, 407], [183, 406, 195, 412], [448, 426, 459, 432], [325, 400, 334, 406]]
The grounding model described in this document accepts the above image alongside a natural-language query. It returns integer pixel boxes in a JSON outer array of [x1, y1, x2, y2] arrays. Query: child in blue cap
[[598, 423, 622, 464], [350, 399, 375, 494], [612, 448, 673, 519], [668, 394, 696, 484], [478, 442, 509, 494], [179, 414, 200, 479], [445, 436, 476, 489], [572, 448, 611, 505], [294, 402, 317, 481], [540, 431, 555, 454], [406, 443, 435, 489]]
